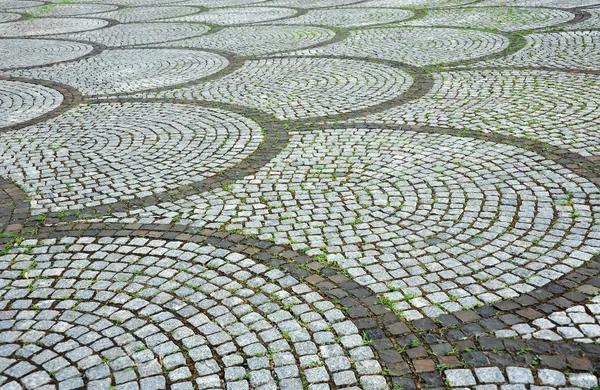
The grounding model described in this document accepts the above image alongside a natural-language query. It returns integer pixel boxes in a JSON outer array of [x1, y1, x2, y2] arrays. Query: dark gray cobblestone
[[561, 8, 600, 30]]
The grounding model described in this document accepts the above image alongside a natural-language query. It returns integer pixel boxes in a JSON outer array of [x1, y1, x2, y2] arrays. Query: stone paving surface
[[0, 0, 600, 389]]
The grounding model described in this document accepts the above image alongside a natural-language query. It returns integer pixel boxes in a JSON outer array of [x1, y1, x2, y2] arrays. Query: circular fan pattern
[[0, 13, 20, 22], [15, 3, 118, 16], [158, 25, 335, 56], [91, 6, 200, 22], [3, 49, 228, 96], [0, 39, 94, 70], [291, 27, 510, 66], [0, 0, 43, 9], [167, 7, 297, 25], [361, 69, 600, 157], [0, 103, 263, 214], [126, 128, 600, 319], [401, 7, 573, 31], [469, 31, 600, 71], [0, 18, 108, 37], [273, 7, 414, 27], [53, 22, 210, 47], [150, 57, 414, 120], [0, 80, 63, 128], [0, 236, 387, 389]]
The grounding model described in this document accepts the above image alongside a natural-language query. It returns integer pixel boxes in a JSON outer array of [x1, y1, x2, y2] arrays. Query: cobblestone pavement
[[0, 0, 599, 389]]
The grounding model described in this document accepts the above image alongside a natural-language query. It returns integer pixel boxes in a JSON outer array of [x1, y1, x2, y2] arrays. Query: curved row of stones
[[2, 0, 600, 388], [0, 235, 387, 389], [105, 128, 600, 320]]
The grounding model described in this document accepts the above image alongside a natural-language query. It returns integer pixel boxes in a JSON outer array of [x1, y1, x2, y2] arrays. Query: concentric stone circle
[[148, 57, 414, 120], [265, 0, 363, 7], [0, 235, 387, 390], [0, 80, 63, 128], [0, 39, 94, 70], [474, 0, 600, 7], [123, 128, 600, 319], [271, 7, 414, 27], [2, 0, 600, 386], [91, 5, 201, 23], [400, 7, 573, 31], [157, 25, 336, 56], [0, 0, 43, 9], [469, 31, 600, 71], [15, 3, 118, 17], [0, 103, 264, 214], [53, 22, 211, 47], [0, 18, 109, 37], [167, 7, 297, 25], [360, 69, 600, 157], [177, 0, 267, 6], [351, 0, 477, 7], [2, 48, 229, 96], [291, 27, 510, 67]]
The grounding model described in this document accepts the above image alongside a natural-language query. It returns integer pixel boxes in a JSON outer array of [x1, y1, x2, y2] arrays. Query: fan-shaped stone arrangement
[[1, 49, 228, 96], [468, 31, 600, 71], [291, 27, 510, 66], [0, 235, 387, 389], [2, 0, 600, 388], [0, 103, 264, 214], [0, 12, 21, 22], [0, 39, 94, 70], [474, 0, 600, 8], [118, 128, 600, 319], [400, 7, 573, 31], [351, 0, 477, 7], [157, 25, 335, 56], [13, 3, 118, 17], [0, 0, 43, 9], [167, 7, 297, 25], [357, 70, 600, 157], [146, 57, 414, 119], [91, 6, 201, 22], [0, 18, 109, 37], [52, 22, 210, 47], [272, 8, 414, 27], [0, 80, 64, 128]]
